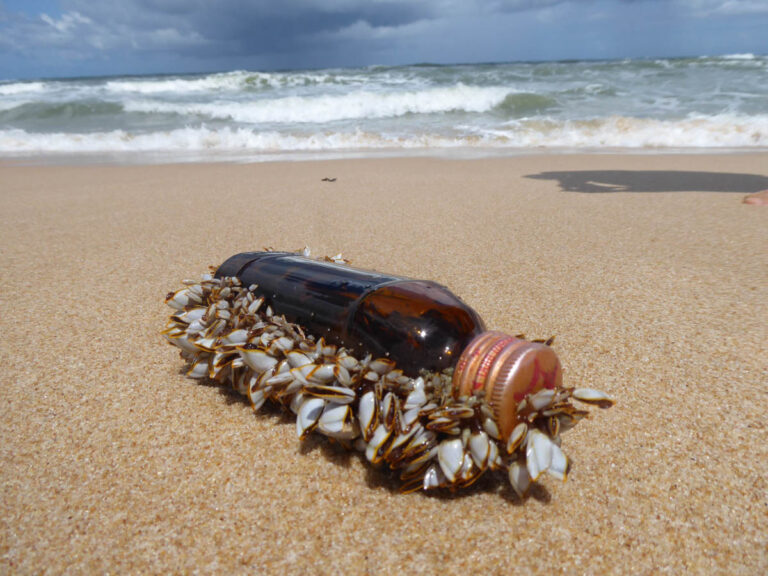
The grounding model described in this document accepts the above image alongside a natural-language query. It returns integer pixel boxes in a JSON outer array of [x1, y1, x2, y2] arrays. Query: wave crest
[[1, 114, 765, 155], [123, 85, 512, 124]]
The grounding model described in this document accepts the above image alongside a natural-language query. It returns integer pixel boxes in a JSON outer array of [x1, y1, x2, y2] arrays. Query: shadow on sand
[[195, 376, 541, 504], [525, 170, 768, 193]]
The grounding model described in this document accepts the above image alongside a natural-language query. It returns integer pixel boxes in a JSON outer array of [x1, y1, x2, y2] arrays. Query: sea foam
[[0, 82, 48, 96], [122, 84, 512, 124], [2, 58, 767, 160], [1, 114, 765, 155]]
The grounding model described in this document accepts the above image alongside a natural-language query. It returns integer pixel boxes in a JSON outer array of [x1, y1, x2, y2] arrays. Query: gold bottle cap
[[452, 331, 563, 440]]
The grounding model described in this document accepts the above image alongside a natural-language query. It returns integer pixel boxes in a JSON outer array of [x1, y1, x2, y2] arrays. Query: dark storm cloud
[[0, 1, 765, 78], [2, 0, 572, 61], [52, 0, 436, 56]]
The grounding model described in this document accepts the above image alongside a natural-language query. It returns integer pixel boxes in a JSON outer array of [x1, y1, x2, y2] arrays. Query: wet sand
[[1, 154, 766, 574]]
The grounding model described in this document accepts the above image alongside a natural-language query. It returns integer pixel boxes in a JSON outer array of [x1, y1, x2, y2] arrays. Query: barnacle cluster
[[163, 271, 613, 496]]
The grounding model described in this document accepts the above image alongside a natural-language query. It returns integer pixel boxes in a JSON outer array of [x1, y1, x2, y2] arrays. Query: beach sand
[[1, 153, 766, 574]]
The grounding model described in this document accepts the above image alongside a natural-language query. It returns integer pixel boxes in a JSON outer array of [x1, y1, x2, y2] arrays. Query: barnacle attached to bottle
[[163, 250, 613, 496]]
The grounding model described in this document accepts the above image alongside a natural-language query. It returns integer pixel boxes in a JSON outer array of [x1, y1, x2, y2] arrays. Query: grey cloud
[[693, 0, 768, 14], [0, 0, 765, 78], [5, 0, 570, 61], [39, 0, 437, 60], [624, 0, 768, 14]]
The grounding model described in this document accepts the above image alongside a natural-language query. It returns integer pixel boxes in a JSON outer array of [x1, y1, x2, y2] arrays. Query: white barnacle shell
[[508, 460, 531, 497], [204, 319, 227, 338], [286, 351, 313, 368], [210, 351, 233, 378], [400, 457, 428, 480], [297, 397, 325, 439], [318, 402, 348, 434], [166, 334, 199, 354], [573, 388, 614, 406], [506, 422, 528, 455], [548, 442, 568, 482], [458, 453, 476, 483], [333, 364, 351, 386], [318, 340, 337, 358], [194, 336, 217, 352], [283, 379, 303, 397], [318, 403, 358, 439], [488, 439, 502, 469], [369, 358, 396, 375], [402, 407, 421, 428], [187, 284, 204, 298], [248, 386, 266, 412], [529, 389, 556, 411], [275, 336, 295, 351], [239, 348, 279, 374], [357, 390, 378, 441], [389, 424, 421, 452], [162, 322, 185, 336], [166, 288, 200, 310], [289, 392, 304, 415], [423, 464, 447, 490], [337, 354, 359, 371], [247, 297, 265, 315], [365, 425, 391, 464], [437, 438, 465, 483], [363, 370, 379, 382], [308, 364, 336, 384], [469, 431, 490, 469], [402, 427, 433, 453], [290, 364, 315, 386], [187, 359, 210, 379], [220, 329, 248, 347], [526, 429, 553, 481], [381, 392, 395, 427], [215, 299, 229, 310], [482, 417, 501, 440], [177, 307, 206, 324], [303, 384, 356, 404], [404, 380, 427, 410], [265, 370, 294, 387]]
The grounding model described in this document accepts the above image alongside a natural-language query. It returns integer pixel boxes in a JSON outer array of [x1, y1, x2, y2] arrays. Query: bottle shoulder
[[350, 280, 486, 373]]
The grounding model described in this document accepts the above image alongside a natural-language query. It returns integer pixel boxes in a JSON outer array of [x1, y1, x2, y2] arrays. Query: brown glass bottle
[[215, 251, 486, 374], [216, 251, 565, 440]]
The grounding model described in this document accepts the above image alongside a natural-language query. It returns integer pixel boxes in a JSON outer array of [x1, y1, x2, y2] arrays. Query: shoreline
[[2, 154, 766, 574], [3, 146, 768, 168]]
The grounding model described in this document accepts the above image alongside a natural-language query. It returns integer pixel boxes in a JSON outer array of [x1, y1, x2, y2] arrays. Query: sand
[[1, 153, 766, 574]]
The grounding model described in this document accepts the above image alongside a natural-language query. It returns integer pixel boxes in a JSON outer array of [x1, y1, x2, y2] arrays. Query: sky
[[0, 0, 766, 79]]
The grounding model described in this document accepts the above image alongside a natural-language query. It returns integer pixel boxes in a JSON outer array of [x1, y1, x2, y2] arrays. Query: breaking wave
[[1, 114, 765, 156], [123, 85, 512, 124], [2, 57, 767, 160]]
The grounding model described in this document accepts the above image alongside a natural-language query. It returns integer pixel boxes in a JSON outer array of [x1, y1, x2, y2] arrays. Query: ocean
[[1, 55, 766, 163]]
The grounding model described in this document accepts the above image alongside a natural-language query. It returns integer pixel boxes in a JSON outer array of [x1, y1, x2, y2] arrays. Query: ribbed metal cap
[[452, 331, 563, 440]]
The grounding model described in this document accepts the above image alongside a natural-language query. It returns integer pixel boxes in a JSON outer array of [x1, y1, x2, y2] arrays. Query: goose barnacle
[[164, 262, 613, 497]]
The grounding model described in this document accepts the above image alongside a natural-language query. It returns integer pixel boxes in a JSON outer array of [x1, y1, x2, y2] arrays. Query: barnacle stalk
[[163, 271, 613, 496]]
